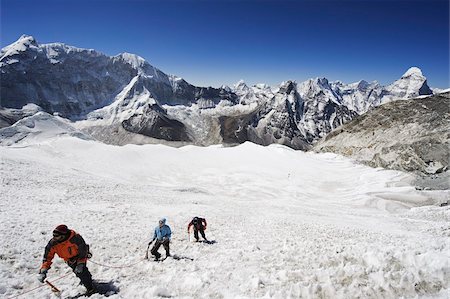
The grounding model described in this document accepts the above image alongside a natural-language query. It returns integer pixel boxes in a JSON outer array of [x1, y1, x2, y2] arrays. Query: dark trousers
[[68, 262, 93, 290], [194, 227, 207, 241], [151, 239, 170, 258]]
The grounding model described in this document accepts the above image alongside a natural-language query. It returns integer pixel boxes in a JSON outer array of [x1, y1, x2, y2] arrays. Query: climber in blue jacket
[[150, 218, 172, 260]]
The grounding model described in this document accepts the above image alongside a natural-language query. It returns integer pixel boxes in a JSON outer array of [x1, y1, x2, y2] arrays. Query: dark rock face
[[122, 104, 190, 142], [217, 81, 316, 150], [314, 92, 450, 177], [219, 113, 253, 144], [247, 97, 311, 150], [1, 43, 136, 118], [418, 80, 433, 95]]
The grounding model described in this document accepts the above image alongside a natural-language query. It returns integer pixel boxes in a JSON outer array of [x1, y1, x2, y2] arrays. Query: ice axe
[[144, 240, 153, 260], [45, 280, 61, 296]]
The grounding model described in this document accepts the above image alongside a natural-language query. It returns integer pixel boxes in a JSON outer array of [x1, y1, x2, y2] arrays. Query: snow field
[[0, 138, 449, 298]]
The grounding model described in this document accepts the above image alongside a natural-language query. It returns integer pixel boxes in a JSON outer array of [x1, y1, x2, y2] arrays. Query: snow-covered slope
[[0, 103, 43, 129], [0, 111, 92, 146], [0, 136, 448, 298]]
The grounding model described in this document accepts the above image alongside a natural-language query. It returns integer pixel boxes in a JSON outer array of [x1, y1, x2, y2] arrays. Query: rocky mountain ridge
[[0, 35, 437, 152], [314, 91, 449, 185]]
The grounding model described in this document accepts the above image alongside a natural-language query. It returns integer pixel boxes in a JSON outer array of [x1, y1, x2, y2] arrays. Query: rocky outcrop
[[314, 92, 450, 179], [122, 104, 190, 142]]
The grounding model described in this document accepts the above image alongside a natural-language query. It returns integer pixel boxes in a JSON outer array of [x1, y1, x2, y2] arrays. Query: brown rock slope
[[314, 92, 449, 189]]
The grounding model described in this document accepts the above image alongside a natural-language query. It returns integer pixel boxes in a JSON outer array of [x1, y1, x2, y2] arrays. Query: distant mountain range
[[0, 35, 438, 152]]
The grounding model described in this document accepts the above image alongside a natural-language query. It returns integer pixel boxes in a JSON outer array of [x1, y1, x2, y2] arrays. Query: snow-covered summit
[[402, 66, 423, 78], [383, 67, 432, 101], [233, 80, 250, 93], [0, 35, 39, 61], [116, 52, 147, 69]]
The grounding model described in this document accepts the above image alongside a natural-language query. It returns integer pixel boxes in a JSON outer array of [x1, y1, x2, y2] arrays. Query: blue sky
[[1, 0, 449, 88]]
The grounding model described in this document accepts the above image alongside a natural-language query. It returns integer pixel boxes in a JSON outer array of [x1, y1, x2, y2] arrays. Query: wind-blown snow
[[0, 129, 448, 298]]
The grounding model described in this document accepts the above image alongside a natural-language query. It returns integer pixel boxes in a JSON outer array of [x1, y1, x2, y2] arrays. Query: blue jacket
[[153, 225, 171, 241]]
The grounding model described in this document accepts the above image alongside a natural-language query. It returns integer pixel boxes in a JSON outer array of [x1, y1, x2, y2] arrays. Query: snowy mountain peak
[[18, 34, 38, 46], [402, 66, 423, 78], [0, 34, 39, 59], [116, 52, 147, 69], [279, 80, 297, 94], [234, 80, 250, 92], [356, 80, 370, 90], [382, 67, 432, 101], [316, 77, 330, 87]]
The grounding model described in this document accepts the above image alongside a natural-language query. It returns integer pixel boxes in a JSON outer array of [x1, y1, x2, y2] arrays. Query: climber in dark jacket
[[187, 217, 208, 242]]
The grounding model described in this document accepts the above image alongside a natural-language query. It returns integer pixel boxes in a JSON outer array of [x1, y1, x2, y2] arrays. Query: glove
[[37, 268, 47, 283], [74, 263, 85, 274]]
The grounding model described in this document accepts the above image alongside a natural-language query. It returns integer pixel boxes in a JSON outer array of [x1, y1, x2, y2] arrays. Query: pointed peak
[[116, 52, 147, 68], [234, 80, 249, 91], [280, 80, 295, 86], [18, 34, 38, 46], [402, 67, 423, 78], [315, 77, 330, 86], [1, 34, 39, 58], [357, 80, 369, 89], [279, 80, 297, 94]]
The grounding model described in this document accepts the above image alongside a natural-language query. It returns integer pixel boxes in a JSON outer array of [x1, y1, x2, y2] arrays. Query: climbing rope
[[6, 257, 145, 298], [7, 272, 72, 299], [7, 257, 146, 298], [88, 258, 146, 269]]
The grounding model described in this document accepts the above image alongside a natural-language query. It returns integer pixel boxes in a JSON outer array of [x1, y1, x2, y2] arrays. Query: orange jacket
[[41, 230, 88, 269]]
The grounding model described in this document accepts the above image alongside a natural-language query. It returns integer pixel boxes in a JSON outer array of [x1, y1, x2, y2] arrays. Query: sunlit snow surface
[[1, 136, 449, 298]]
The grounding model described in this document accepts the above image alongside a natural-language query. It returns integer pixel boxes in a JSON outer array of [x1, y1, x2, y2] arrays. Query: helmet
[[192, 217, 199, 224], [53, 224, 69, 235]]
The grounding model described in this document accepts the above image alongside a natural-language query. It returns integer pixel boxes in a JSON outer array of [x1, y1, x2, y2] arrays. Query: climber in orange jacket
[[38, 225, 95, 295]]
